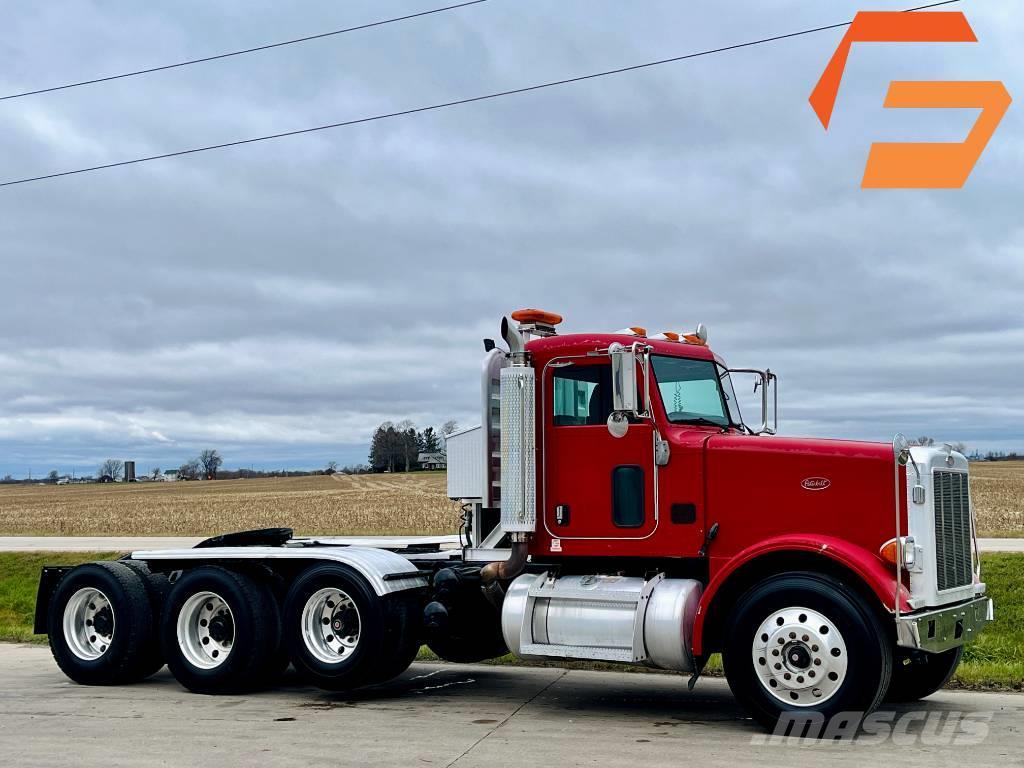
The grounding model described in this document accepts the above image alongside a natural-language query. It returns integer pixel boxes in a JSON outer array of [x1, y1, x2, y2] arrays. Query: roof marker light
[[682, 323, 708, 345], [511, 308, 563, 326], [650, 332, 680, 341], [614, 327, 647, 337]]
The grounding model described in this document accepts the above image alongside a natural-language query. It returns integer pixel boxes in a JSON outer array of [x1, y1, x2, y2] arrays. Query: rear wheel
[[283, 564, 421, 690], [47, 561, 158, 685], [162, 566, 281, 694], [722, 572, 892, 731], [119, 560, 171, 677], [886, 647, 962, 702]]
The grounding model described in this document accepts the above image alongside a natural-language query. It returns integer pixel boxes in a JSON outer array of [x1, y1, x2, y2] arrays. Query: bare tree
[[198, 449, 223, 480], [951, 442, 967, 454], [178, 459, 201, 481], [325, 460, 338, 475], [911, 436, 935, 447], [151, 467, 161, 479], [441, 420, 459, 437], [98, 459, 124, 480], [47, 470, 60, 482]]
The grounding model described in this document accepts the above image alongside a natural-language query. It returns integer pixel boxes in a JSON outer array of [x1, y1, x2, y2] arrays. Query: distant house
[[163, 470, 180, 482], [418, 452, 446, 471], [98, 475, 115, 483]]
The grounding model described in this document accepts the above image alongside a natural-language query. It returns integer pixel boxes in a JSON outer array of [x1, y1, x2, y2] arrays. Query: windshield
[[651, 355, 735, 428]]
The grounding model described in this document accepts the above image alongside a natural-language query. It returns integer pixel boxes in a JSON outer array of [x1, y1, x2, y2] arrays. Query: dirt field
[[0, 462, 1019, 537], [0, 473, 459, 537], [968, 460, 1024, 536]]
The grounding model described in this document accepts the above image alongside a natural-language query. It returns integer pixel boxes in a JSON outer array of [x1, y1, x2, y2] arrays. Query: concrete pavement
[[0, 644, 1021, 767], [1, 535, 1021, 552]]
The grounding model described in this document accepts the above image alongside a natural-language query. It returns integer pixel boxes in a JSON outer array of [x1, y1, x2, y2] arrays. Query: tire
[[47, 561, 157, 685], [886, 647, 962, 702], [426, 617, 508, 663], [119, 560, 171, 678], [161, 566, 281, 694], [283, 564, 421, 690], [722, 572, 893, 731], [368, 593, 423, 684]]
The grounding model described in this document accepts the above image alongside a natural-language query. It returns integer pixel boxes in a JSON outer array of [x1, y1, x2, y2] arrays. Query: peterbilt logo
[[801, 477, 831, 491]]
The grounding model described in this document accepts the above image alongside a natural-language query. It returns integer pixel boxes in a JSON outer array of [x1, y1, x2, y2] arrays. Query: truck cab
[[447, 309, 992, 727]]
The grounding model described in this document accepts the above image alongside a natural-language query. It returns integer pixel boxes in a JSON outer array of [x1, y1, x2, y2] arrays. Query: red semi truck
[[36, 309, 992, 730]]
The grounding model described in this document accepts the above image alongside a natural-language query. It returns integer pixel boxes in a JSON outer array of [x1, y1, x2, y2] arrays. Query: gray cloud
[[1, 0, 1021, 475]]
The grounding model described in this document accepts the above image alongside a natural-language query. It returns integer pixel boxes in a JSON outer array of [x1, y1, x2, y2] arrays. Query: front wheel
[[886, 647, 962, 702], [722, 572, 892, 731]]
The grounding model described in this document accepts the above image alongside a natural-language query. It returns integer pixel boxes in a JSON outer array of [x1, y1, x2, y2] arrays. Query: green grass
[[2, 552, 1020, 690], [952, 553, 1024, 690], [0, 552, 119, 643]]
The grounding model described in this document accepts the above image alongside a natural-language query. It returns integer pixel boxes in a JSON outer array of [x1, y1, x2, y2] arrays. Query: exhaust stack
[[498, 317, 536, 535]]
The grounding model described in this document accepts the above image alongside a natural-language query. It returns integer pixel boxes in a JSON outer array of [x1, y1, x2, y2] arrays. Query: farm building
[[418, 452, 446, 470]]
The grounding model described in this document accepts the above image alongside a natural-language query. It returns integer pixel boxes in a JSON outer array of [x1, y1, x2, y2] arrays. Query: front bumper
[[895, 595, 993, 653]]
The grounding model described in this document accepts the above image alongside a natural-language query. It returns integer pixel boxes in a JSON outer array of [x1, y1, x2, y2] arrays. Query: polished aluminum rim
[[301, 587, 361, 665], [751, 606, 848, 707], [177, 591, 234, 670], [63, 587, 115, 660]]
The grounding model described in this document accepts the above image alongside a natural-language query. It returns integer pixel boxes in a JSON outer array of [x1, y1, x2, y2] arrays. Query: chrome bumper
[[895, 596, 993, 653]]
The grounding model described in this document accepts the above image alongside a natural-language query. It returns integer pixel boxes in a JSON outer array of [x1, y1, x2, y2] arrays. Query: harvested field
[[0, 461, 1019, 537], [970, 460, 1024, 536], [0, 473, 458, 537]]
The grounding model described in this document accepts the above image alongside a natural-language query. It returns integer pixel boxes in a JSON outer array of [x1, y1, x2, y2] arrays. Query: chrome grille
[[933, 470, 973, 590]]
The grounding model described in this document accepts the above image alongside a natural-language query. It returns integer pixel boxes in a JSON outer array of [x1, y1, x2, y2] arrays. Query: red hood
[[701, 433, 902, 563]]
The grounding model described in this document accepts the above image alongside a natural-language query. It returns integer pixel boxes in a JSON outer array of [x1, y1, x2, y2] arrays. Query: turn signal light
[[614, 327, 647, 337], [880, 537, 916, 568], [651, 331, 680, 341], [511, 308, 563, 325], [879, 538, 900, 565]]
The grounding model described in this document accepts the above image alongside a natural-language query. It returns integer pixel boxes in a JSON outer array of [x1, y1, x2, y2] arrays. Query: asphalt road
[[1, 644, 1021, 768], [0, 536, 1021, 552]]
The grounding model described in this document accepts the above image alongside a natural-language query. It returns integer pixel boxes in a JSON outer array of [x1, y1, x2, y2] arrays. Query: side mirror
[[607, 411, 629, 438], [893, 433, 911, 466], [609, 343, 639, 414]]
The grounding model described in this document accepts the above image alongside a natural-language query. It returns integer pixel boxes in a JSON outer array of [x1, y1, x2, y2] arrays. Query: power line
[[0, 0, 489, 101], [0, 0, 961, 189]]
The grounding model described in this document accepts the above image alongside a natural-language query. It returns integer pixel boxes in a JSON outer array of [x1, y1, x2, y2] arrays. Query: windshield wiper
[[674, 416, 728, 429]]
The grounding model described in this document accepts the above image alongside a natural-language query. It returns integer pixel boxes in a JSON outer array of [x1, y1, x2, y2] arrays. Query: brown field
[[0, 462, 1020, 537], [0, 473, 459, 537], [968, 460, 1024, 536]]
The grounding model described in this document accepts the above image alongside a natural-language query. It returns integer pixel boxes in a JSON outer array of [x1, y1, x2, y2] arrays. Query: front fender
[[692, 534, 908, 656]]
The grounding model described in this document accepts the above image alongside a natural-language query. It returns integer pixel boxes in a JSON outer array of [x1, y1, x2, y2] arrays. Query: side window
[[552, 364, 612, 426]]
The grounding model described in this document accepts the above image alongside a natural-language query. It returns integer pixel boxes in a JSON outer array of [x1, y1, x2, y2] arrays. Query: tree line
[[367, 420, 457, 473]]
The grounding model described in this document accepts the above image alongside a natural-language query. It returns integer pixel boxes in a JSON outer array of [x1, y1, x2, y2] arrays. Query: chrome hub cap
[[177, 591, 234, 669], [751, 606, 848, 706], [301, 587, 361, 664], [63, 588, 115, 660]]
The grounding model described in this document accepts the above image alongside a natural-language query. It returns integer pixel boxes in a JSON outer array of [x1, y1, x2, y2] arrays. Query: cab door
[[541, 358, 657, 540]]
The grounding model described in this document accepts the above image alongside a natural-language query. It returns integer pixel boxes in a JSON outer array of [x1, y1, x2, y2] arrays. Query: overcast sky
[[0, 0, 1020, 477]]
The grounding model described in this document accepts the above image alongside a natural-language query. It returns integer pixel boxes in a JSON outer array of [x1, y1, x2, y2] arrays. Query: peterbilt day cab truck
[[37, 309, 992, 730]]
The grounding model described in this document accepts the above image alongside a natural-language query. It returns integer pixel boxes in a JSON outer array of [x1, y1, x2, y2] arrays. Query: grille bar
[[933, 470, 972, 591]]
